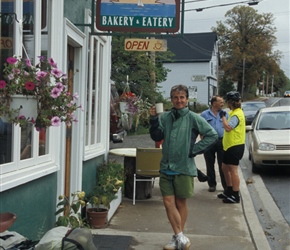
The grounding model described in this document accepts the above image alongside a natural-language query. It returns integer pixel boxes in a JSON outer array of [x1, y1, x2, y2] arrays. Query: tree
[[213, 6, 282, 96], [111, 36, 174, 103]]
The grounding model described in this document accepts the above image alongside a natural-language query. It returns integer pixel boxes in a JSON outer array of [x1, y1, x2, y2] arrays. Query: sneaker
[[208, 186, 216, 192], [217, 189, 232, 199], [176, 235, 191, 250], [217, 192, 228, 199], [163, 235, 177, 250], [223, 195, 240, 204]]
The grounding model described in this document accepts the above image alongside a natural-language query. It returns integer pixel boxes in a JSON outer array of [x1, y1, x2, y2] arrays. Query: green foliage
[[87, 162, 124, 211], [55, 191, 87, 228], [218, 77, 235, 97], [213, 6, 283, 93], [111, 36, 174, 104]]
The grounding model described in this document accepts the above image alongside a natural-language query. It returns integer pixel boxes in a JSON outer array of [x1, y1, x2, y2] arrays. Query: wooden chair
[[133, 148, 162, 205]]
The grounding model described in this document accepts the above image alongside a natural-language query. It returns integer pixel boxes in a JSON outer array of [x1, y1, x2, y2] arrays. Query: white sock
[[176, 232, 183, 238]]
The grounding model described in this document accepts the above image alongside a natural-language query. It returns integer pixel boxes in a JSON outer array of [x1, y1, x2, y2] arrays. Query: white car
[[246, 106, 290, 173]]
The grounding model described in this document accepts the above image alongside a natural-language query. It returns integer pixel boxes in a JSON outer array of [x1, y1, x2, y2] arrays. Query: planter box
[[107, 187, 122, 222], [87, 187, 122, 223]]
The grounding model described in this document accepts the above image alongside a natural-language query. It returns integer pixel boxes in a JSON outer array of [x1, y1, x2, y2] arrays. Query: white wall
[[158, 62, 213, 105]]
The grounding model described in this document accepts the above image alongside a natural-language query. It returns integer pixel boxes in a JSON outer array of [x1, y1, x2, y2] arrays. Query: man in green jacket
[[149, 85, 218, 250]]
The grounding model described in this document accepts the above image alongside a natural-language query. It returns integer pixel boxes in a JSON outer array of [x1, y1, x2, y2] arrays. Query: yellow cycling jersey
[[223, 108, 245, 151]]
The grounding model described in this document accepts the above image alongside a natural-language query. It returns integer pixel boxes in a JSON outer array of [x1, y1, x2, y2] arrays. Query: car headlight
[[258, 143, 276, 151]]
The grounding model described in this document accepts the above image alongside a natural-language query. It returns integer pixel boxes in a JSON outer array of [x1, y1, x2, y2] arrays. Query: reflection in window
[[20, 123, 33, 160], [39, 128, 48, 156], [0, 0, 15, 164], [85, 36, 105, 148], [0, 118, 13, 164], [23, 0, 35, 63]]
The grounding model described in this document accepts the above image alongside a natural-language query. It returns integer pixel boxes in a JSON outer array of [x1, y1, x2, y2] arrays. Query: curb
[[239, 167, 271, 250]]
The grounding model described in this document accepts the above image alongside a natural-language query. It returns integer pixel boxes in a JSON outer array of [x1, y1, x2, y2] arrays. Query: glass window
[[85, 35, 107, 151], [0, 0, 16, 164]]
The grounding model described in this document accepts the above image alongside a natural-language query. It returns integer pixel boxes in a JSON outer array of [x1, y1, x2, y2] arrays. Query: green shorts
[[159, 172, 194, 198]]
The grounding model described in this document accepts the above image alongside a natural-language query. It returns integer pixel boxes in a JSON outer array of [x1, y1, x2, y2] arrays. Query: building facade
[[0, 0, 111, 240], [159, 32, 219, 106]]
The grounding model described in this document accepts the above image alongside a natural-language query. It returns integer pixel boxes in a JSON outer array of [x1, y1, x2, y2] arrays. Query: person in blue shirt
[[200, 96, 228, 193]]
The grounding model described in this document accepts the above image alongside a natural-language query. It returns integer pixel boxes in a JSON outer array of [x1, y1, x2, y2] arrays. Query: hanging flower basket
[[9, 95, 38, 121], [119, 101, 128, 113], [0, 56, 81, 130]]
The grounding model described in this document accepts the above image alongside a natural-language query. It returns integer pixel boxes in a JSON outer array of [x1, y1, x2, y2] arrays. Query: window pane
[[90, 38, 98, 143], [20, 123, 33, 160], [39, 127, 48, 156], [96, 44, 103, 143], [23, 0, 35, 62], [0, 119, 13, 164], [0, 0, 15, 164]]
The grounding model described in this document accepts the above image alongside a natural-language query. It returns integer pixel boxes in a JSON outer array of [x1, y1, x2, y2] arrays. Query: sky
[[181, 0, 290, 78]]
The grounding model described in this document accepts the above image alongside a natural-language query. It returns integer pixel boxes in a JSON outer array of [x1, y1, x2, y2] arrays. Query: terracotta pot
[[0, 212, 17, 233], [86, 208, 108, 229]]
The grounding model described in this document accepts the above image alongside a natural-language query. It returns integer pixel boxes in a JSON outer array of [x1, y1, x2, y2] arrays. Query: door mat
[[92, 234, 132, 250]]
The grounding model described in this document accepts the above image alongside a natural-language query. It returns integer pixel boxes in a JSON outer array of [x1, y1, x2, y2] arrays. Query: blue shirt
[[200, 109, 229, 138]]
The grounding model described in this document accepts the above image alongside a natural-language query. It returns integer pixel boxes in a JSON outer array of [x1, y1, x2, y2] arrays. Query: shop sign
[[96, 0, 180, 33], [0, 37, 13, 49], [124, 38, 167, 51], [191, 75, 207, 82]]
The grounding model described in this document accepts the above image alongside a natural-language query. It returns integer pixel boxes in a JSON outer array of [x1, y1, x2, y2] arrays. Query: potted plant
[[0, 56, 81, 130], [55, 191, 87, 228], [86, 161, 124, 228]]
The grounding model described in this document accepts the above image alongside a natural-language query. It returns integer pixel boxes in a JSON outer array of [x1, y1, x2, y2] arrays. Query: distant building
[[159, 32, 219, 105]]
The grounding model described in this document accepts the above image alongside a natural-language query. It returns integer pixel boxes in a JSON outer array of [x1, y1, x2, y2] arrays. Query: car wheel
[[251, 156, 259, 174]]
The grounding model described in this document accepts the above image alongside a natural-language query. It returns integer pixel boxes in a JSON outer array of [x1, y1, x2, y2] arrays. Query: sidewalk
[[92, 134, 270, 250]]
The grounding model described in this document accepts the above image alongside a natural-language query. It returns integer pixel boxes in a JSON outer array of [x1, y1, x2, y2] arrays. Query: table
[[109, 148, 153, 200]]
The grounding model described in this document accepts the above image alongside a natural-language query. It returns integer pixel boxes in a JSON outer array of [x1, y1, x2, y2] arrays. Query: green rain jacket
[[150, 107, 218, 176]]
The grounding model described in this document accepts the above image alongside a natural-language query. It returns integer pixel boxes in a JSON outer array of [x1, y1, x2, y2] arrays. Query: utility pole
[[271, 75, 274, 96], [241, 58, 245, 99]]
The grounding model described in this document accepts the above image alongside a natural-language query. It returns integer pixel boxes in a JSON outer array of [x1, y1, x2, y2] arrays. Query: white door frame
[[57, 18, 87, 196]]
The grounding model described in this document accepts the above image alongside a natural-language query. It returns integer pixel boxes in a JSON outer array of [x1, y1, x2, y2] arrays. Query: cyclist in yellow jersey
[[218, 91, 245, 203]]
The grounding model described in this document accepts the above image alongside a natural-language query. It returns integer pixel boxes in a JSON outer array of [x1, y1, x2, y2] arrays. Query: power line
[[184, 0, 260, 12]]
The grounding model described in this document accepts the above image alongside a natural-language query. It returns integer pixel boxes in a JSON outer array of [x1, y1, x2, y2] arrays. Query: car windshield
[[242, 103, 265, 111], [257, 111, 290, 130]]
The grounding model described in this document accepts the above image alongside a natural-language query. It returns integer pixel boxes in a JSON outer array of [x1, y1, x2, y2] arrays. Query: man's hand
[[219, 110, 226, 118]]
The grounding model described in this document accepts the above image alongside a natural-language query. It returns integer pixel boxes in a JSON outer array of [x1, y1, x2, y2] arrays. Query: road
[[241, 135, 290, 250]]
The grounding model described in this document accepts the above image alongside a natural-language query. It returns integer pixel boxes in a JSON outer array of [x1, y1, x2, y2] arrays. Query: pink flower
[[48, 58, 57, 68], [38, 56, 45, 62], [51, 68, 62, 78], [0, 80, 6, 89], [18, 115, 26, 120], [73, 93, 79, 100], [51, 116, 61, 126], [6, 57, 18, 64], [8, 74, 14, 80], [56, 82, 64, 91], [36, 71, 48, 79], [25, 82, 35, 91], [51, 87, 61, 98], [12, 68, 20, 74], [25, 59, 32, 67]]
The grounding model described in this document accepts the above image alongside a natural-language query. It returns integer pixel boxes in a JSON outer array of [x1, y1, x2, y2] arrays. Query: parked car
[[283, 90, 290, 97], [242, 101, 266, 125], [110, 83, 127, 143], [246, 106, 290, 173]]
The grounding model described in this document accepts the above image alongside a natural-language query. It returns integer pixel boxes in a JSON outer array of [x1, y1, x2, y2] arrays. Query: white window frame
[[0, 0, 61, 192], [83, 9, 111, 161]]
